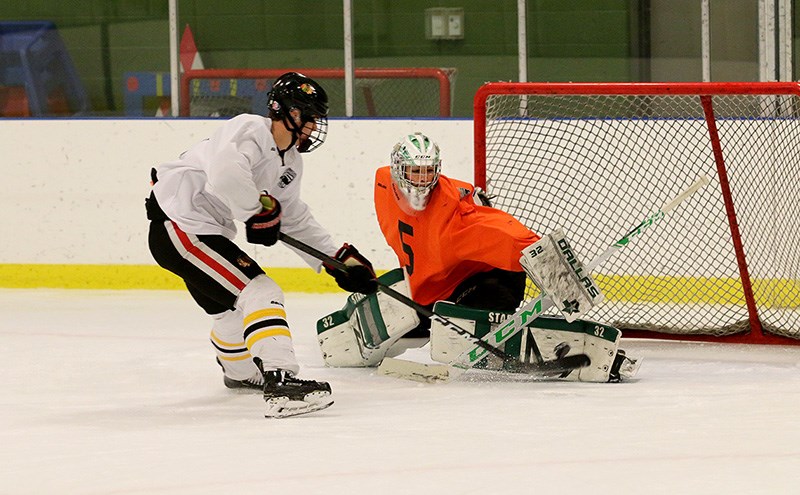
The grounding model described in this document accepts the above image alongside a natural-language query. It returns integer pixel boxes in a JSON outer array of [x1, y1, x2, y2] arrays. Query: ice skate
[[262, 369, 334, 418]]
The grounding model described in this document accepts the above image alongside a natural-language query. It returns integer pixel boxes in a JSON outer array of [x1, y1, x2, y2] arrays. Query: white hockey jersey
[[152, 114, 338, 270]]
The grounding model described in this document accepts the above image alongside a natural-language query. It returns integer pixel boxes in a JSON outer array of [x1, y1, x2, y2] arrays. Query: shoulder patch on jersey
[[278, 168, 297, 188], [458, 187, 471, 199]]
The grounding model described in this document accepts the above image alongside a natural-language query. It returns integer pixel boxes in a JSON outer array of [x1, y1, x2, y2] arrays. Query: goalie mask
[[390, 132, 441, 212], [268, 72, 329, 153]]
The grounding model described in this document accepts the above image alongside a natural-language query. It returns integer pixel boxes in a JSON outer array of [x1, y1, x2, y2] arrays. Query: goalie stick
[[277, 233, 590, 375], [382, 174, 711, 383], [449, 174, 713, 372]]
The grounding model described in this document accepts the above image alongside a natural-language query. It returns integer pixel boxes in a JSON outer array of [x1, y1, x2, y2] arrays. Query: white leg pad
[[429, 302, 510, 370], [428, 302, 634, 382], [519, 319, 621, 382], [317, 269, 420, 367]]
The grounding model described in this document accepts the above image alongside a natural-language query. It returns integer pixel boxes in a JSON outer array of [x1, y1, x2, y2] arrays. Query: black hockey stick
[[506, 353, 591, 375], [278, 232, 589, 373], [279, 233, 509, 361]]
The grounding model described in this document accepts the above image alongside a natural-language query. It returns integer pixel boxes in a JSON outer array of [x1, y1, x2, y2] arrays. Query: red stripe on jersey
[[171, 221, 247, 290]]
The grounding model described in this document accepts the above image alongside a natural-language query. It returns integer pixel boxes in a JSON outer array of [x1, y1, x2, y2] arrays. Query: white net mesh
[[479, 86, 800, 341]]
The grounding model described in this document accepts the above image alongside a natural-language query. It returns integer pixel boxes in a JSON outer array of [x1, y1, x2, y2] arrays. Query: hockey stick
[[450, 174, 712, 371], [279, 233, 507, 361], [278, 232, 588, 373]]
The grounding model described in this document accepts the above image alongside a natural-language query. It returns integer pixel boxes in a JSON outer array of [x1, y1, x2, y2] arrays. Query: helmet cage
[[293, 114, 328, 153], [390, 133, 442, 211]]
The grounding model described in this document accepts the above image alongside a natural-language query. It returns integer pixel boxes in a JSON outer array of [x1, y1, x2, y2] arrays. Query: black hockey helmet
[[267, 72, 328, 152]]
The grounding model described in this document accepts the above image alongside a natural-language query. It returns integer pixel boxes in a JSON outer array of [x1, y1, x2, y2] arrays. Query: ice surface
[[2, 289, 800, 494]]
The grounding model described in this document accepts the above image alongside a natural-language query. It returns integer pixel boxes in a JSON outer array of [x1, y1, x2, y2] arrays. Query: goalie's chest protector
[[374, 167, 537, 306]]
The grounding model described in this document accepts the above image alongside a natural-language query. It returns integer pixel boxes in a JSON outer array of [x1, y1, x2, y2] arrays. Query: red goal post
[[474, 82, 800, 345], [180, 67, 455, 117]]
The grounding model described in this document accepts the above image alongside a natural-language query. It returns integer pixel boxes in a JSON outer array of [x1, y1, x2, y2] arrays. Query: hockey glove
[[325, 243, 378, 295], [245, 193, 282, 246], [473, 187, 495, 207]]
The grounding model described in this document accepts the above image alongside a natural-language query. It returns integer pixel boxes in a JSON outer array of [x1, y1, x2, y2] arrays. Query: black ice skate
[[262, 369, 334, 418]]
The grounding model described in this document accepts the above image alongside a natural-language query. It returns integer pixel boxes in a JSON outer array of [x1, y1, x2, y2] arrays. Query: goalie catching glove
[[245, 192, 282, 246], [325, 243, 378, 295], [472, 186, 494, 207]]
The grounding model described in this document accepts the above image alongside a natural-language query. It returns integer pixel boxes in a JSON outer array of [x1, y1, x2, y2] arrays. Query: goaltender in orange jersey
[[374, 133, 540, 311]]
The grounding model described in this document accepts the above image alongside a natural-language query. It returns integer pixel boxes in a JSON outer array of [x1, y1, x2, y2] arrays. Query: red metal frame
[[181, 67, 454, 117], [699, 94, 762, 341], [473, 81, 800, 345]]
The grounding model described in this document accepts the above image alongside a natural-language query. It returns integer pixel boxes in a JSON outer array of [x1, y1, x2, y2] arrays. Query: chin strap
[[276, 116, 301, 153]]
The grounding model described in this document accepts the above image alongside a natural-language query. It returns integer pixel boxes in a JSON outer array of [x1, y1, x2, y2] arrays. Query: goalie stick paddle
[[451, 174, 712, 371]]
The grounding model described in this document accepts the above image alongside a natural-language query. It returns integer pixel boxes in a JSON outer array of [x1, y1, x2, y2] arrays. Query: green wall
[[1, 1, 639, 117]]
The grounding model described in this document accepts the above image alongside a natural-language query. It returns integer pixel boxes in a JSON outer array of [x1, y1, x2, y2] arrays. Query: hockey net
[[475, 82, 800, 344], [180, 68, 455, 117]]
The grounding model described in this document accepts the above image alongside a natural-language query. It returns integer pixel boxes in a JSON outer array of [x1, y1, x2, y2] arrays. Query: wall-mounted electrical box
[[425, 8, 464, 40]]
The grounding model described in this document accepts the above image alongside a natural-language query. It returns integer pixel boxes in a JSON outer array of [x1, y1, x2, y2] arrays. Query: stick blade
[[507, 353, 591, 375]]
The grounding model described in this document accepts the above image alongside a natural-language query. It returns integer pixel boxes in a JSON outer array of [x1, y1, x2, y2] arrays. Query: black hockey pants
[[146, 178, 264, 315]]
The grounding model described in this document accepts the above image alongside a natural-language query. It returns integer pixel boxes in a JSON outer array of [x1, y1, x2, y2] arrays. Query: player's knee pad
[[210, 310, 259, 380], [317, 268, 420, 367], [237, 274, 284, 312], [236, 274, 297, 374]]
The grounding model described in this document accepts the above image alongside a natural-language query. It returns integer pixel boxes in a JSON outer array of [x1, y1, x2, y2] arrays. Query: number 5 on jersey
[[398, 221, 414, 275]]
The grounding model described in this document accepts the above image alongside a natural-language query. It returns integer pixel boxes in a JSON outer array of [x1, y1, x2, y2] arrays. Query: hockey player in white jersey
[[146, 72, 377, 418]]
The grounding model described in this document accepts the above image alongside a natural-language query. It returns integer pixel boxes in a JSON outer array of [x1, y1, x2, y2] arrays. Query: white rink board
[[1, 117, 797, 277], [0, 119, 472, 268]]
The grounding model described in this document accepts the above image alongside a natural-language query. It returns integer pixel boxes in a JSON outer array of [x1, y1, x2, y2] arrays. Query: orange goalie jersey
[[374, 166, 540, 306]]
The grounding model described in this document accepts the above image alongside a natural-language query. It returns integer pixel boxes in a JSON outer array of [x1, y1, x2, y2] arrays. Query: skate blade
[[264, 391, 334, 418]]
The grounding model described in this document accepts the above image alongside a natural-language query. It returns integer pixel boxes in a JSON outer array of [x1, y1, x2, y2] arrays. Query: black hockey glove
[[473, 187, 495, 207], [325, 243, 378, 295], [245, 193, 282, 246]]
